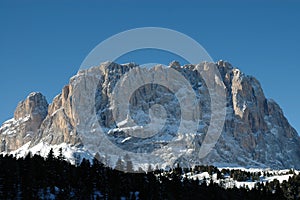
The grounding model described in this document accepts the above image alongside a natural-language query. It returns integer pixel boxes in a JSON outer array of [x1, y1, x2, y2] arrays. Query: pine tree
[[147, 164, 153, 173], [46, 148, 55, 161], [124, 154, 134, 173], [57, 147, 64, 161], [115, 157, 125, 171], [94, 152, 101, 164]]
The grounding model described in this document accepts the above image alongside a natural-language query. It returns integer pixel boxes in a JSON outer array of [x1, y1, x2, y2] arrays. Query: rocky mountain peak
[[0, 92, 48, 152], [14, 92, 48, 121], [217, 60, 233, 69], [169, 61, 181, 68], [1, 61, 299, 169]]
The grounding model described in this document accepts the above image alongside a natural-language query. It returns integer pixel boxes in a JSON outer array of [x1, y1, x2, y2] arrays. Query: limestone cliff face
[[206, 61, 300, 168], [1, 61, 299, 169], [31, 84, 79, 146]]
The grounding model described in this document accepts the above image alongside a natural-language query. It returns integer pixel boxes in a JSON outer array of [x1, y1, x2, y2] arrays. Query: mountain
[[1, 61, 299, 169]]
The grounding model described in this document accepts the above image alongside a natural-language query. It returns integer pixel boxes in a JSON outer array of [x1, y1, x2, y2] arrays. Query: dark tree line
[[0, 150, 299, 199]]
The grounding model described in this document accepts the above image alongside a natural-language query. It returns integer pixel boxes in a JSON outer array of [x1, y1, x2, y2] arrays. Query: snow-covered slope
[[187, 167, 299, 190], [5, 142, 93, 165]]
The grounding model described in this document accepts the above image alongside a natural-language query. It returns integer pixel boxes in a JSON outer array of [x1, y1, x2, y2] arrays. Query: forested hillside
[[0, 150, 299, 199]]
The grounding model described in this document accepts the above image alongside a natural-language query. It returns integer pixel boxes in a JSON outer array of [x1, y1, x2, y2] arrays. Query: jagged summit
[[0, 92, 48, 152], [14, 92, 48, 120], [1, 61, 299, 169]]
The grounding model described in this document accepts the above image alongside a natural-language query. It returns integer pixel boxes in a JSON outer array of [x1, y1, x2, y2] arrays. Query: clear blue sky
[[1, 1, 299, 133]]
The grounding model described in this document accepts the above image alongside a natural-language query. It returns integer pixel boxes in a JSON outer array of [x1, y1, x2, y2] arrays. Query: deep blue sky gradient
[[1, 1, 299, 133]]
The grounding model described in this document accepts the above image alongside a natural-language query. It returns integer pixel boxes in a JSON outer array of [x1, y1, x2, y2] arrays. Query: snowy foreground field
[[186, 167, 299, 190]]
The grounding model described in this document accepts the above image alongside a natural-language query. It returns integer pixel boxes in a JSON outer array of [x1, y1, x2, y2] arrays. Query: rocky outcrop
[[30, 84, 79, 147], [204, 61, 300, 168], [1, 61, 299, 169], [0, 92, 48, 151]]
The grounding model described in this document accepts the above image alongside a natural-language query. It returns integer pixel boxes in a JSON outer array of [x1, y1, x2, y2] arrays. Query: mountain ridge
[[1, 60, 299, 169]]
